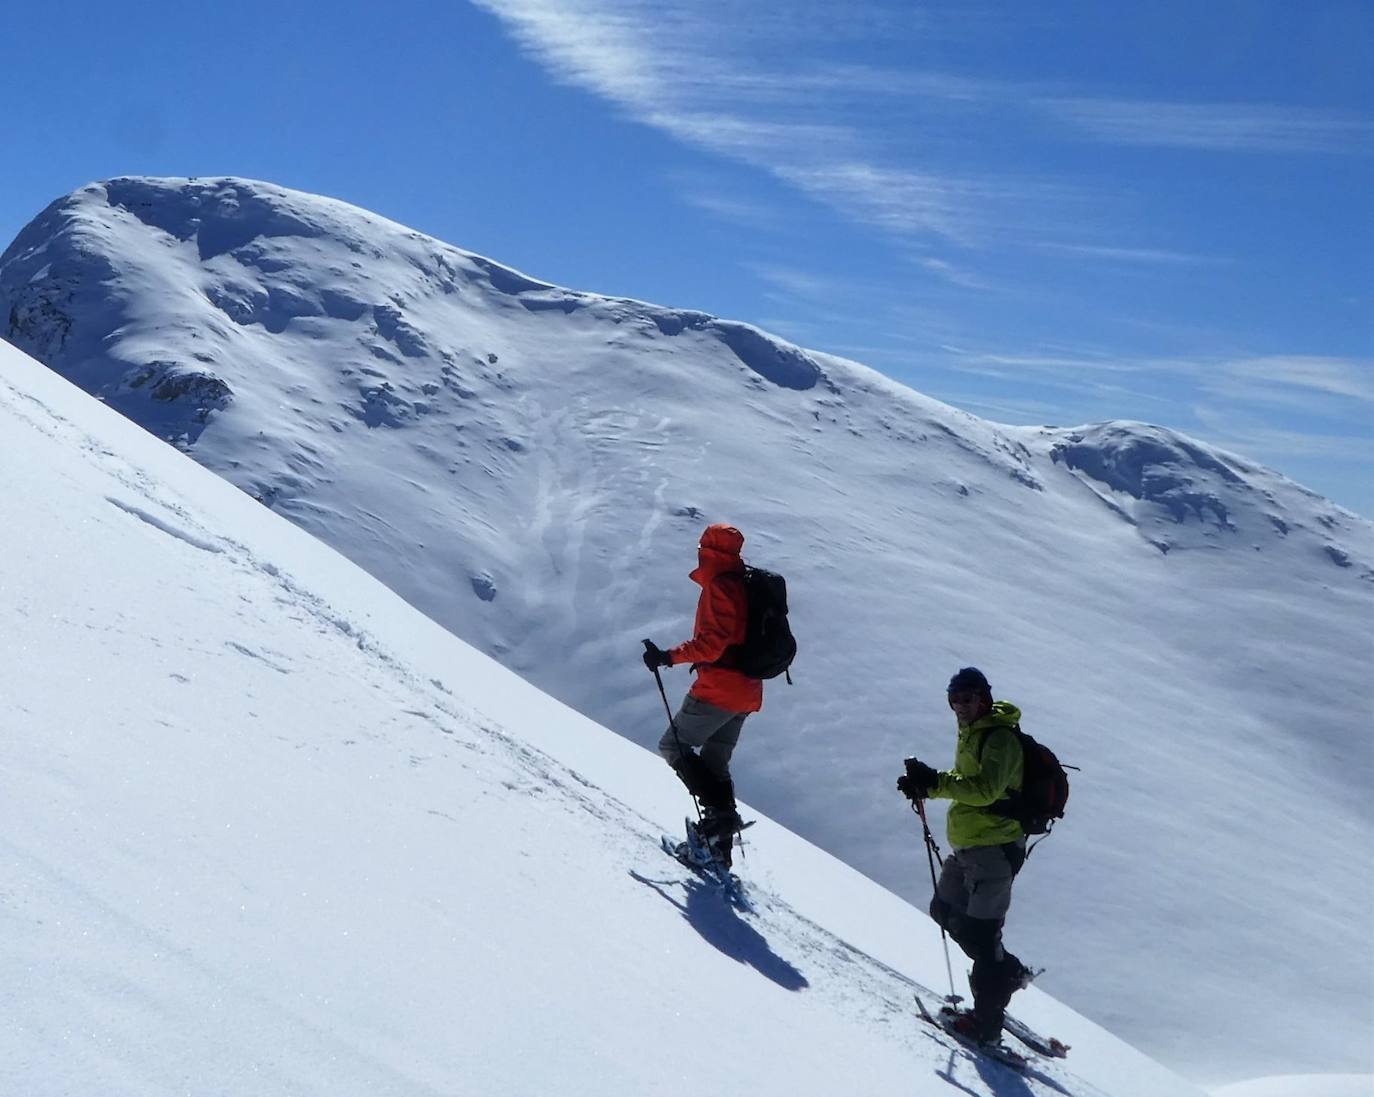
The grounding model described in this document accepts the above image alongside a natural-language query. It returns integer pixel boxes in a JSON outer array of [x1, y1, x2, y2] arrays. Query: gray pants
[[935, 841, 1025, 926], [657, 694, 746, 781], [929, 840, 1028, 1036]]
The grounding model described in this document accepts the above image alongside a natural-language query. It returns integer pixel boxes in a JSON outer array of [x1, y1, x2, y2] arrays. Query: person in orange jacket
[[643, 523, 762, 866]]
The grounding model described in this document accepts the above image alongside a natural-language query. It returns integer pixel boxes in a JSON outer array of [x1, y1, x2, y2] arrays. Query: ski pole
[[644, 639, 703, 823], [913, 797, 961, 1004]]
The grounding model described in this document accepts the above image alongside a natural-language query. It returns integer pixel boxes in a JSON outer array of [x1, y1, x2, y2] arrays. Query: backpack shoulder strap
[[975, 722, 1022, 761]]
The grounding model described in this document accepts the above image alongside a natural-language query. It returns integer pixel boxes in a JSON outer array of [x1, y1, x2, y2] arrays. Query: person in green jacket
[[897, 666, 1032, 1044]]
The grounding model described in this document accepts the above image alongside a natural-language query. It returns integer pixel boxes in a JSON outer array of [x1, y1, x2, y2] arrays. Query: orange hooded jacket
[[667, 524, 763, 714]]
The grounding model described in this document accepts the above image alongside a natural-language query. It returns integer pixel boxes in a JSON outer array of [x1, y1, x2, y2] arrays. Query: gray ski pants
[[656, 694, 747, 781], [930, 839, 1027, 963]]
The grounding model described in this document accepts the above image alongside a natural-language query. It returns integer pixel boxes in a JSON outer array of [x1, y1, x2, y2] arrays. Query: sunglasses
[[947, 691, 985, 705]]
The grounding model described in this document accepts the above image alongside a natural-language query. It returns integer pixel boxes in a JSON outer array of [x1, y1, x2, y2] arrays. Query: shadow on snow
[[628, 870, 809, 993], [919, 1029, 1073, 1097]]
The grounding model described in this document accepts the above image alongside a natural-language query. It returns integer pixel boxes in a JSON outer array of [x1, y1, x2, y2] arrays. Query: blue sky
[[2, 0, 1370, 514]]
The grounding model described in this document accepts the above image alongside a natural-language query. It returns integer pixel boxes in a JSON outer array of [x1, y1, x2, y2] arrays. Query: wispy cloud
[[1190, 405, 1374, 462], [467, 0, 1093, 254], [955, 347, 1372, 397], [1217, 355, 1374, 405], [466, 1, 688, 108], [913, 256, 990, 290], [1194, 356, 1374, 434], [465, 1, 834, 131], [934, 346, 1374, 445], [674, 187, 785, 229], [1039, 97, 1374, 154], [743, 262, 846, 301], [471, 0, 1370, 282], [1034, 242, 1224, 266], [949, 348, 1158, 376], [771, 162, 972, 243]]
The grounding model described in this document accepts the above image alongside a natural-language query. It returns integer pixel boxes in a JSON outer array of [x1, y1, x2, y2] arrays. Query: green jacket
[[930, 700, 1025, 849]]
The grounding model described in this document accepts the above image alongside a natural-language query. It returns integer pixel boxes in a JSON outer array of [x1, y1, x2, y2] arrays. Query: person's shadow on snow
[[629, 870, 809, 992], [923, 1034, 1063, 1097]]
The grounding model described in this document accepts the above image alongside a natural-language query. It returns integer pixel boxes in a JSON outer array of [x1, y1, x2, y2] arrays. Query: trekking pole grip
[[643, 639, 675, 721]]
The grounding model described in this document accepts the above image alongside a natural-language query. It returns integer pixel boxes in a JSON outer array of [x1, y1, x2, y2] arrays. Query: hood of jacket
[[690, 523, 745, 586], [961, 699, 1022, 733]]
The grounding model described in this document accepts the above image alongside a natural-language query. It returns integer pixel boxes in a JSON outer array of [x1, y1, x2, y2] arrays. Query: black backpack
[[716, 566, 797, 680], [982, 725, 1070, 835]]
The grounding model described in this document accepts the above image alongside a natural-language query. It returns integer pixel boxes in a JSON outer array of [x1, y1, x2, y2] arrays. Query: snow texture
[[0, 336, 1220, 1096]]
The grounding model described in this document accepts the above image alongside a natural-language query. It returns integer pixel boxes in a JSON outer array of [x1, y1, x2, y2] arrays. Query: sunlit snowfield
[[2, 179, 1371, 1088]]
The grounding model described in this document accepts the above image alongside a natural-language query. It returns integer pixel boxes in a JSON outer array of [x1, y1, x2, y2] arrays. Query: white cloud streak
[[470, 0, 1373, 258], [674, 187, 784, 229], [742, 262, 847, 301], [1217, 356, 1374, 406], [1040, 98, 1374, 154], [466, 0, 1095, 253], [929, 343, 1374, 424], [1034, 242, 1224, 266], [1190, 405, 1374, 462]]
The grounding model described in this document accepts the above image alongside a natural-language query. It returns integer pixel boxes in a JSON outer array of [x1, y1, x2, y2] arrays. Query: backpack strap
[[973, 722, 1027, 829], [973, 722, 1024, 768]]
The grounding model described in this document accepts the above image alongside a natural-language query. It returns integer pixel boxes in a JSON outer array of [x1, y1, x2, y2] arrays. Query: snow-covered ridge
[[0, 335, 1205, 1095], [3, 177, 1372, 1083], [4, 178, 1365, 562], [1027, 421, 1365, 561]]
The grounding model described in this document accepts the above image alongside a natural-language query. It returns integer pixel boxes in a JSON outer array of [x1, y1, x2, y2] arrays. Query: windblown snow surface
[[2, 178, 1371, 1090], [0, 337, 1207, 1097]]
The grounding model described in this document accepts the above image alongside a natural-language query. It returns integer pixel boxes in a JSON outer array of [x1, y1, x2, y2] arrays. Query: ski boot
[[698, 805, 743, 868]]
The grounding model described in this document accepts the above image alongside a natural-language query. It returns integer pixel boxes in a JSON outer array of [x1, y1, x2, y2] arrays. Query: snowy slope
[[3, 178, 1372, 1085], [1211, 1079, 1374, 1097], [0, 336, 1211, 1097]]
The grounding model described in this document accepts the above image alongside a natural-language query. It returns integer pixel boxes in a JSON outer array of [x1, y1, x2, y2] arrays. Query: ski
[[1002, 1011, 1070, 1058], [929, 965, 1070, 1059], [914, 994, 1028, 1072]]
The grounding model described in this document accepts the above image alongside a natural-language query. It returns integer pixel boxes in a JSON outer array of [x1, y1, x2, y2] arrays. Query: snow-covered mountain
[[3, 177, 1372, 1085], [0, 335, 1210, 1097]]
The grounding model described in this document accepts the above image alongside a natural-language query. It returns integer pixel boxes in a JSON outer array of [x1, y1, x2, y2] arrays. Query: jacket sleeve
[[669, 576, 745, 666], [932, 727, 1022, 806]]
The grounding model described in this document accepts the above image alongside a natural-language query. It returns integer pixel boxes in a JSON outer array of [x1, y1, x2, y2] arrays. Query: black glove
[[642, 640, 672, 671], [897, 757, 939, 801]]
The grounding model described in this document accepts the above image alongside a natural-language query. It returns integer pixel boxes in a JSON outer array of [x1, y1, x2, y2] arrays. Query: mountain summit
[[2, 177, 1371, 1082]]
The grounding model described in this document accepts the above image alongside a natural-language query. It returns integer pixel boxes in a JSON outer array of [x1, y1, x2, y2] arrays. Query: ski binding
[[659, 817, 752, 908], [915, 994, 1029, 1071]]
